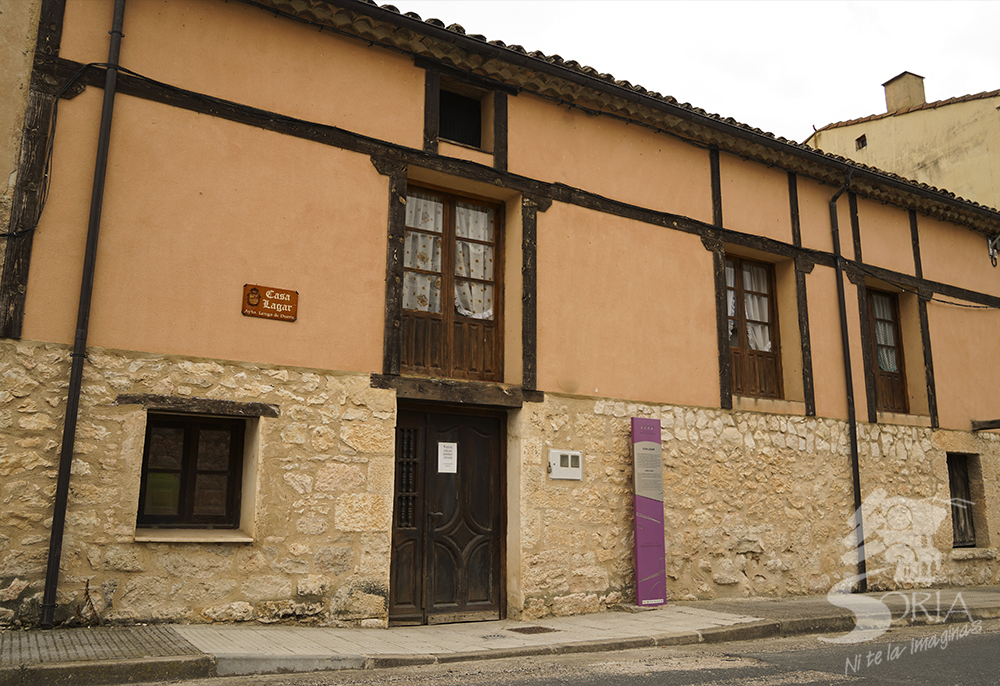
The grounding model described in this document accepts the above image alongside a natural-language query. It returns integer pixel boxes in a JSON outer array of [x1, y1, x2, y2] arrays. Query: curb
[[775, 615, 855, 637], [0, 655, 214, 686], [214, 654, 367, 677], [4, 607, 997, 683], [698, 620, 780, 644]]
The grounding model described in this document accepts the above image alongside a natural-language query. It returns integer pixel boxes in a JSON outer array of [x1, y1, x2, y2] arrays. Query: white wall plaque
[[438, 442, 458, 474]]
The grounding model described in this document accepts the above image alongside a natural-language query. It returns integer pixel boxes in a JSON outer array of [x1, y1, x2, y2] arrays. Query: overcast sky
[[391, 1, 999, 143]]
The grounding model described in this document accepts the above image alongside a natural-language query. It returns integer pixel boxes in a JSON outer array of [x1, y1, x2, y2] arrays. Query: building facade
[[3, 0, 1000, 628], [805, 72, 1000, 211]]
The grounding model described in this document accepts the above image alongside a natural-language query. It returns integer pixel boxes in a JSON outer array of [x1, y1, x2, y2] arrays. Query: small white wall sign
[[438, 442, 458, 474]]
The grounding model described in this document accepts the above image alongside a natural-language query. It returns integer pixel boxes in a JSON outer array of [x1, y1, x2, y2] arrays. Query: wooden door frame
[[391, 401, 508, 624]]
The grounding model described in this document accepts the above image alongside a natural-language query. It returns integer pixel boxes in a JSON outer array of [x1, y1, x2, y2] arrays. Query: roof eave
[[247, 0, 1000, 234]]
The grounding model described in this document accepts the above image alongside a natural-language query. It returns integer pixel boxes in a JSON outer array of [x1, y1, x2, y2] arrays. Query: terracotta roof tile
[[814, 88, 1000, 133], [389, 5, 997, 215], [249, 0, 1000, 225]]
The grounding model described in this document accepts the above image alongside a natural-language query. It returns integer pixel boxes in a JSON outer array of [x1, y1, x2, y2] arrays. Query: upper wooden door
[[389, 408, 504, 625]]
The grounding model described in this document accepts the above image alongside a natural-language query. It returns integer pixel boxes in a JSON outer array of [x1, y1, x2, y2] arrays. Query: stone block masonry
[[0, 339, 396, 627], [2, 338, 999, 628], [514, 395, 1000, 619]]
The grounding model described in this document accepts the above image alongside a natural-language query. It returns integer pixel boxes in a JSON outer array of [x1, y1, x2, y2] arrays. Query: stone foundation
[[0, 339, 395, 627], [515, 395, 1000, 618], [2, 339, 999, 627]]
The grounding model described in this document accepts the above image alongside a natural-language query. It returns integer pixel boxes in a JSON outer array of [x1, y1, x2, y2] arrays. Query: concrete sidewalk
[[2, 586, 999, 685]]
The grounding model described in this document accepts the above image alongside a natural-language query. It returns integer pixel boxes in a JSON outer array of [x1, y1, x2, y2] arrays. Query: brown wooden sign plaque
[[242, 284, 298, 322]]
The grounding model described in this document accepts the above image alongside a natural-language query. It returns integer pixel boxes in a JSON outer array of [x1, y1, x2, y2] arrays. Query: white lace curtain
[[402, 194, 495, 320], [726, 260, 772, 352], [871, 292, 898, 372], [454, 202, 494, 320], [403, 193, 443, 313]]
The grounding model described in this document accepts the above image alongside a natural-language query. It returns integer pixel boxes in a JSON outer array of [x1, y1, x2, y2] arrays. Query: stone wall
[[0, 339, 395, 627], [515, 394, 1000, 619], [3, 339, 999, 628]]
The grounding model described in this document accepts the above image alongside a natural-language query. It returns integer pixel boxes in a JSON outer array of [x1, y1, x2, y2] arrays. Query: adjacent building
[[805, 71, 1000, 210], [3, 0, 1000, 628]]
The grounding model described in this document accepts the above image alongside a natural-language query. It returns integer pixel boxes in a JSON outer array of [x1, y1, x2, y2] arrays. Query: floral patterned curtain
[[403, 192, 443, 313], [454, 202, 495, 320]]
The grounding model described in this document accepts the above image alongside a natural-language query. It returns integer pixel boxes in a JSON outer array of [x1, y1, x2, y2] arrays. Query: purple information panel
[[632, 417, 666, 606]]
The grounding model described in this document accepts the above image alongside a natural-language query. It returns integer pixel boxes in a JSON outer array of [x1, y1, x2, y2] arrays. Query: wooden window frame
[[867, 289, 909, 414], [401, 186, 504, 382], [726, 256, 783, 399], [137, 414, 245, 529], [947, 453, 977, 548]]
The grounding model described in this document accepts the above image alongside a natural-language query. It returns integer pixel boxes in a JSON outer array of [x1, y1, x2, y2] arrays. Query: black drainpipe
[[40, 0, 126, 629], [829, 172, 867, 593]]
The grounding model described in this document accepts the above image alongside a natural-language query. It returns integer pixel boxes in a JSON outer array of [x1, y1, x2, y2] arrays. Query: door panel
[[389, 408, 503, 625]]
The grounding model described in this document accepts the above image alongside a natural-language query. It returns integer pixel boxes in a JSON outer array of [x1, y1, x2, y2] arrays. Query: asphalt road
[[143, 618, 1000, 686]]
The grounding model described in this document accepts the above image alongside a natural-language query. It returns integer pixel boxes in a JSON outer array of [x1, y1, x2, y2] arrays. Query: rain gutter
[[829, 172, 868, 593], [40, 0, 126, 629]]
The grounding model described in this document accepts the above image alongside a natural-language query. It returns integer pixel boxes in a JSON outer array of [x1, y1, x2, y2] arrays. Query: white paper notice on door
[[438, 442, 458, 474]]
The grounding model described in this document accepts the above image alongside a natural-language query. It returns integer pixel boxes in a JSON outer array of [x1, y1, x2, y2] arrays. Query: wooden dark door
[[389, 408, 504, 625]]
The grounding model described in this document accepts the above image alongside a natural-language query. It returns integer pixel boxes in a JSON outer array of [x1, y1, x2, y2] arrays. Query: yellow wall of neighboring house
[[807, 96, 1000, 211]]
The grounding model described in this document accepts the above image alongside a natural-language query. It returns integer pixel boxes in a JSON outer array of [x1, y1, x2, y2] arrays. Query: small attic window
[[440, 89, 482, 147], [855, 134, 867, 150], [421, 66, 507, 166], [436, 76, 493, 151]]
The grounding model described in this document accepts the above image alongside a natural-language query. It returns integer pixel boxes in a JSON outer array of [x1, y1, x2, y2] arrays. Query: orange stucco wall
[[22, 91, 387, 372], [897, 293, 929, 417], [507, 93, 713, 224], [855, 198, 915, 276], [806, 266, 850, 420], [843, 280, 870, 422], [61, 0, 424, 150], [18, 0, 1000, 430], [718, 152, 792, 244], [928, 301, 1000, 430], [536, 202, 717, 407], [796, 178, 836, 254], [920, 215, 1000, 298]]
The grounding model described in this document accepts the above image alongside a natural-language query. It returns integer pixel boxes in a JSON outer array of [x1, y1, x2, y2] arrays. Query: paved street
[[3, 588, 1000, 685], [137, 619, 1000, 686]]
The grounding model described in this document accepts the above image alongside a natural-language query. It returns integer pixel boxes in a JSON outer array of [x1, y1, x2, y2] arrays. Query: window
[[402, 188, 502, 381], [440, 89, 482, 148], [436, 75, 494, 152], [137, 415, 245, 529], [726, 256, 782, 399], [867, 289, 908, 413], [855, 134, 867, 150], [947, 454, 976, 548]]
